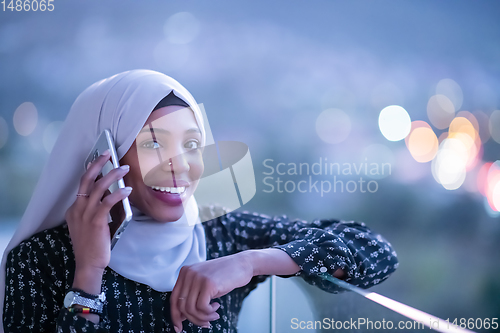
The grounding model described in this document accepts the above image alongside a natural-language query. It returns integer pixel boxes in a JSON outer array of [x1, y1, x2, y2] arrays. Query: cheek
[[189, 152, 204, 180], [190, 161, 204, 180], [123, 167, 142, 187], [136, 151, 161, 179]]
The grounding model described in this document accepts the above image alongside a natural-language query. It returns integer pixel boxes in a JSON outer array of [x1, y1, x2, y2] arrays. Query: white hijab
[[0, 70, 207, 330]]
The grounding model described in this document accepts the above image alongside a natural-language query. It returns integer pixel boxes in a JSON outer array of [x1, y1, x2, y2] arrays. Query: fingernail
[[103, 149, 110, 156], [173, 326, 180, 333], [124, 186, 132, 193], [120, 165, 130, 170], [86, 162, 92, 169]]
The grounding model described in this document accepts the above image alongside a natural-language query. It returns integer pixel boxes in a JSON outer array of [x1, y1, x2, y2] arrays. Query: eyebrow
[[139, 127, 201, 135]]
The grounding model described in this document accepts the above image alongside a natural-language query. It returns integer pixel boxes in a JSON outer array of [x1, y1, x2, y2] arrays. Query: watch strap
[[71, 295, 104, 312], [66, 288, 106, 312], [69, 288, 106, 302]]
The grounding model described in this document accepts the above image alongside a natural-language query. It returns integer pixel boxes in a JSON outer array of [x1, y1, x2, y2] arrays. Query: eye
[[141, 140, 162, 149], [185, 140, 199, 150]]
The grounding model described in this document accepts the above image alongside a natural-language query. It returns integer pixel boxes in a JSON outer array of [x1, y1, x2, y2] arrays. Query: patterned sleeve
[[3, 236, 109, 333], [217, 210, 399, 294]]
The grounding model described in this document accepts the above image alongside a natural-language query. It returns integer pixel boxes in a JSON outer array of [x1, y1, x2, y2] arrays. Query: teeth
[[151, 186, 185, 194]]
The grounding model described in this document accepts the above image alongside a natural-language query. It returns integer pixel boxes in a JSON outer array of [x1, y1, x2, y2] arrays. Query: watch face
[[63, 291, 76, 308]]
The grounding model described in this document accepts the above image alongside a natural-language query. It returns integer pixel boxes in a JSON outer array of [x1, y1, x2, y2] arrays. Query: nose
[[161, 153, 190, 174]]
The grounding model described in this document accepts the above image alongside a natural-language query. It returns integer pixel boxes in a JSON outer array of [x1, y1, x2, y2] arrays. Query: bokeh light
[[378, 105, 411, 141], [437, 131, 448, 145], [404, 121, 438, 163], [315, 108, 351, 144], [13, 102, 38, 136], [493, 182, 500, 212], [474, 110, 491, 143], [456, 111, 479, 135], [431, 138, 467, 190], [486, 161, 500, 212], [449, 116, 477, 143], [484, 197, 500, 217], [477, 162, 492, 196], [0, 116, 8, 149], [42, 121, 64, 153], [436, 78, 463, 111], [163, 12, 200, 44], [448, 117, 481, 170], [427, 94, 455, 130], [489, 110, 500, 144]]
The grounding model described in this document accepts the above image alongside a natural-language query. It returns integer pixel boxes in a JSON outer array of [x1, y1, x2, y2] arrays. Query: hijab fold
[[0, 70, 208, 331]]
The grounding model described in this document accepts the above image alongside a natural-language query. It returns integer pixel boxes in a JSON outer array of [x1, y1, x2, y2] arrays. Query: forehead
[[143, 105, 197, 128]]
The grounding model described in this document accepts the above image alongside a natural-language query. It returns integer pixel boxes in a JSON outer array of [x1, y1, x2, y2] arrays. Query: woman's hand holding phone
[[65, 149, 132, 293]]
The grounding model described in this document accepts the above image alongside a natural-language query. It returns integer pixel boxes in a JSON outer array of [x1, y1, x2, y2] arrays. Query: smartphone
[[84, 129, 133, 250]]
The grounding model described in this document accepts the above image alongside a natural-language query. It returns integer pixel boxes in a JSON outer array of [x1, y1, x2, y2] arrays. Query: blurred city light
[[436, 78, 463, 111], [163, 12, 200, 44], [448, 117, 481, 170], [473, 110, 491, 143], [477, 162, 492, 196], [405, 121, 438, 163], [315, 108, 351, 144], [489, 110, 500, 144], [427, 94, 455, 130], [13, 102, 38, 136], [431, 138, 468, 190], [378, 105, 411, 141], [486, 161, 500, 212]]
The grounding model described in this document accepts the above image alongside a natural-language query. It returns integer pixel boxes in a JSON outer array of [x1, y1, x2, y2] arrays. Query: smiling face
[[119, 105, 204, 222]]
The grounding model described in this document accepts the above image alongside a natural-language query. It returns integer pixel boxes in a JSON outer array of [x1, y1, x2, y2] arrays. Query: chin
[[152, 207, 185, 222]]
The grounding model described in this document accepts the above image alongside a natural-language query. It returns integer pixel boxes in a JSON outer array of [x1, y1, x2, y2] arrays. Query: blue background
[[1, 0, 499, 332]]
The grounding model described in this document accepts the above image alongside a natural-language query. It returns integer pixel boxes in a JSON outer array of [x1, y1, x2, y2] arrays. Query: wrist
[[240, 248, 300, 277], [237, 250, 260, 277], [73, 267, 105, 295]]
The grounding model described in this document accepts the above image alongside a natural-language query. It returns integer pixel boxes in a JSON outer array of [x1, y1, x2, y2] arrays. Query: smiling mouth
[[148, 186, 186, 194]]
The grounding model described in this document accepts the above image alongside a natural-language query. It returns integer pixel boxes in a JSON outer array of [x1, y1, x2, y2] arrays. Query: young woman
[[1, 70, 398, 333]]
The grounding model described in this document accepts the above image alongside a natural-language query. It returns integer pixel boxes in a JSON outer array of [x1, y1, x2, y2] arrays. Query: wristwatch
[[64, 288, 106, 313]]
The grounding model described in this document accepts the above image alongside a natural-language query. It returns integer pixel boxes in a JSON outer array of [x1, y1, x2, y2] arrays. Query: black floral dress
[[3, 207, 398, 333]]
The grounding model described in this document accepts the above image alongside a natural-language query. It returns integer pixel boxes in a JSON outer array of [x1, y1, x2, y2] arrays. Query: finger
[[184, 276, 210, 326], [170, 268, 186, 332], [98, 187, 132, 213], [176, 267, 193, 324], [87, 187, 131, 230], [210, 302, 221, 312], [185, 277, 219, 327], [78, 150, 111, 196], [177, 269, 210, 327], [87, 165, 130, 211], [196, 279, 219, 316]]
